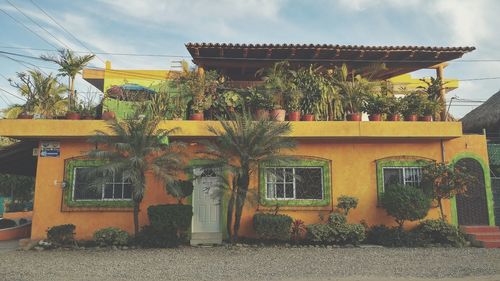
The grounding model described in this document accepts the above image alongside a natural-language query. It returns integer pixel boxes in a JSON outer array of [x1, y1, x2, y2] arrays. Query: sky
[[0, 0, 499, 118]]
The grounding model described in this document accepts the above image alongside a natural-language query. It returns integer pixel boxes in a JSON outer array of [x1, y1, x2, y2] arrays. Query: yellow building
[[0, 43, 495, 245]]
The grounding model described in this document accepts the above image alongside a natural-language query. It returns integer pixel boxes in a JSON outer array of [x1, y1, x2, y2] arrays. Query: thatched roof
[[461, 90, 500, 133]]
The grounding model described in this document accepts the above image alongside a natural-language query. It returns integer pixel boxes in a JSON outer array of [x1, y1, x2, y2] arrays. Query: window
[[73, 167, 132, 201], [382, 167, 422, 191], [265, 167, 323, 200], [259, 158, 331, 207]]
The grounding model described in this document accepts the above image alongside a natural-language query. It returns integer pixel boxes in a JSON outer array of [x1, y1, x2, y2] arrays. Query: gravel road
[[0, 246, 499, 281]]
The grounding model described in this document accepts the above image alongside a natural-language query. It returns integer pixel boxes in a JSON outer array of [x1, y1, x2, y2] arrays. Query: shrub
[[165, 180, 194, 204], [366, 225, 425, 247], [328, 212, 347, 226], [306, 224, 333, 243], [414, 219, 466, 247], [381, 184, 431, 228], [290, 219, 306, 242], [0, 218, 16, 229], [306, 213, 365, 245], [147, 204, 193, 231], [47, 224, 75, 245], [135, 225, 178, 248], [253, 213, 293, 241], [336, 196, 359, 216], [93, 227, 130, 246]]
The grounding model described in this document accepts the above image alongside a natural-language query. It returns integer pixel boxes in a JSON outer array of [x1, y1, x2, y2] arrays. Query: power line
[[0, 50, 47, 61], [29, 0, 106, 65], [0, 87, 25, 102], [5, 0, 71, 50], [0, 7, 58, 49]]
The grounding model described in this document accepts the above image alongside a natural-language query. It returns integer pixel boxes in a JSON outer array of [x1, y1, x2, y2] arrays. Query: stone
[[33, 246, 44, 251]]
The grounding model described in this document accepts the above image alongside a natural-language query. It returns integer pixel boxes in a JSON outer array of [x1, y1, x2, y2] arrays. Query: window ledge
[[257, 205, 333, 211]]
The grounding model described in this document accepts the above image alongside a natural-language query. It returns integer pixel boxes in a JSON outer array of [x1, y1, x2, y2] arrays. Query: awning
[[0, 141, 38, 177]]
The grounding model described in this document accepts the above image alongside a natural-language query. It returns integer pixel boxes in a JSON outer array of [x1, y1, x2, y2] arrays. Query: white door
[[192, 168, 221, 233]]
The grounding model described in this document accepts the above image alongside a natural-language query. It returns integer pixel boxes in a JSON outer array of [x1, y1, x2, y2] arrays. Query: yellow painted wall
[[102, 62, 172, 93], [30, 134, 489, 240]]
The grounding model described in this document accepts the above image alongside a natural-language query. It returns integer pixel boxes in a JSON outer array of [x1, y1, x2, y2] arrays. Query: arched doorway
[[455, 158, 489, 225]]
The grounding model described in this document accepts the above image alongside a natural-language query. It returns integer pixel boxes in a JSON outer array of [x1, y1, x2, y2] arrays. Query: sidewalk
[[0, 240, 18, 252]]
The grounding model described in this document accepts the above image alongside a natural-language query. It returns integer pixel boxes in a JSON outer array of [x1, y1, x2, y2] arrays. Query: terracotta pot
[[346, 113, 362, 121], [189, 112, 204, 121], [288, 111, 301, 121], [387, 115, 401, 121], [270, 109, 286, 121], [82, 115, 94, 120], [101, 111, 116, 121], [17, 112, 33, 119], [255, 109, 269, 120], [419, 115, 433, 122], [302, 114, 315, 121], [368, 114, 382, 121], [65, 112, 81, 120], [404, 114, 418, 121]]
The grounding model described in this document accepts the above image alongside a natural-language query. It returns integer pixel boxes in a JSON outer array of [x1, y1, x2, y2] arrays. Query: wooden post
[[436, 65, 446, 121]]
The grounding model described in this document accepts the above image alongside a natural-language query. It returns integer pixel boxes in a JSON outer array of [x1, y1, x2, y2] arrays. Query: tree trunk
[[69, 77, 75, 109], [232, 168, 249, 241], [226, 178, 236, 243], [438, 198, 446, 221], [133, 201, 140, 236]]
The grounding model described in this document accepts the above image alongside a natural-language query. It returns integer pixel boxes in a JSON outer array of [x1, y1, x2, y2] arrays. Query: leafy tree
[[201, 110, 296, 242], [87, 113, 186, 235], [421, 162, 477, 220], [165, 180, 193, 205], [0, 173, 34, 202], [336, 195, 359, 216], [381, 184, 431, 228], [8, 70, 67, 117], [41, 49, 95, 108]]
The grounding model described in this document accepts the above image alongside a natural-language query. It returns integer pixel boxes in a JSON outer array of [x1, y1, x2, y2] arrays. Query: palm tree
[[88, 113, 186, 236], [201, 111, 296, 242], [41, 49, 95, 108], [8, 70, 67, 118]]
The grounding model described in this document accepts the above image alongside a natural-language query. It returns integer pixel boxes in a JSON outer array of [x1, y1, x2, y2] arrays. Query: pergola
[[185, 43, 475, 81]]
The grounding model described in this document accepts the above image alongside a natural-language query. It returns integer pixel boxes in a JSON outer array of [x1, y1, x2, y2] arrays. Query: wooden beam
[[219, 47, 224, 57], [313, 48, 321, 59], [194, 48, 200, 57], [436, 65, 447, 121], [266, 48, 273, 58], [289, 48, 297, 59], [243, 48, 248, 58]]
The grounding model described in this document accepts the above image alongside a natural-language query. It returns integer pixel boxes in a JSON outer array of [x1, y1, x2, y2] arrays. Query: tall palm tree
[[88, 113, 186, 236], [201, 111, 296, 242], [41, 49, 95, 108], [8, 70, 67, 118]]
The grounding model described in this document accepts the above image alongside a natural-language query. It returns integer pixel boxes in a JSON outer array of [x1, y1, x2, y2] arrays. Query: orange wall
[[30, 135, 489, 240]]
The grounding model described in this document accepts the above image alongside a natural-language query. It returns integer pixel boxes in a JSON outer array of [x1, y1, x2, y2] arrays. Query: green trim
[[450, 152, 496, 226], [63, 158, 133, 209], [187, 159, 228, 240], [375, 158, 430, 202], [258, 158, 331, 207]]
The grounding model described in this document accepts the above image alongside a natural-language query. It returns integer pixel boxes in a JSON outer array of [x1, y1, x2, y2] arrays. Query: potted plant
[[65, 104, 81, 120], [180, 64, 219, 121], [257, 61, 293, 121], [419, 99, 440, 122], [222, 90, 242, 113], [363, 94, 387, 121], [401, 92, 423, 121], [386, 96, 401, 121], [286, 89, 303, 121], [246, 88, 273, 120], [335, 65, 371, 121]]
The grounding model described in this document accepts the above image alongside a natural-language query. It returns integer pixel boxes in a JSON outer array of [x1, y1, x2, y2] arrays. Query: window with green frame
[[376, 158, 430, 200], [259, 158, 331, 207], [63, 158, 133, 209]]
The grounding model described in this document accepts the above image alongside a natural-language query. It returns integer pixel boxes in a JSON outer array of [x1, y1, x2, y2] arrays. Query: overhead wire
[[5, 0, 71, 50]]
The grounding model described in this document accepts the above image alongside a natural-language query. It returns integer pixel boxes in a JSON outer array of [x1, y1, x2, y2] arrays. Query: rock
[[20, 239, 39, 251], [236, 243, 243, 247], [122, 246, 129, 250], [33, 246, 44, 251], [112, 246, 118, 250]]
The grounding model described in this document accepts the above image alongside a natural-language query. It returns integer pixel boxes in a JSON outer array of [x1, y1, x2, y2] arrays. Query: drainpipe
[[440, 139, 446, 163]]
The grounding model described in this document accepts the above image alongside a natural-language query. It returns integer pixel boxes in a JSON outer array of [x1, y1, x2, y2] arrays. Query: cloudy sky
[[0, 0, 499, 117]]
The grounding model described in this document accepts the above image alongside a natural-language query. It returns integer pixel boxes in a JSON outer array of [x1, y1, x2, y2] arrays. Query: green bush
[[147, 204, 193, 231], [47, 224, 75, 245], [253, 213, 293, 241], [381, 184, 431, 227], [328, 213, 347, 226], [336, 196, 359, 216], [93, 227, 130, 246], [0, 218, 16, 229], [414, 219, 466, 247], [306, 224, 333, 243], [306, 213, 365, 245], [366, 225, 420, 247], [135, 225, 178, 248]]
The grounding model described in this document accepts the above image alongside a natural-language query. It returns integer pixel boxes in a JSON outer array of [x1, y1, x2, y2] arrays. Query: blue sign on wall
[[40, 141, 60, 157]]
